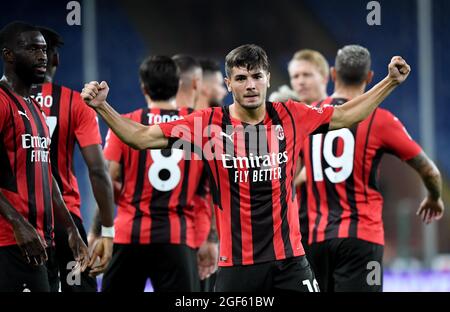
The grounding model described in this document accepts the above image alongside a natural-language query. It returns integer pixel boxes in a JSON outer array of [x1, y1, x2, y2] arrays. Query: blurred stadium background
[[1, 0, 449, 291]]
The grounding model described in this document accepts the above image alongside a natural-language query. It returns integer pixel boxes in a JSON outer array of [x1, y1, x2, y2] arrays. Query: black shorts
[[46, 212, 97, 292], [102, 243, 200, 292], [0, 245, 50, 292], [307, 237, 384, 292], [199, 272, 216, 292], [215, 255, 319, 292]]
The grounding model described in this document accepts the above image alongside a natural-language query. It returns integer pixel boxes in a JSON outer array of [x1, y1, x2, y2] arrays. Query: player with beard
[[0, 21, 88, 292]]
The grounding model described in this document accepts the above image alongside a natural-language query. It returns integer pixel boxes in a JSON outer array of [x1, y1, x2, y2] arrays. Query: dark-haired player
[[299, 45, 444, 292], [81, 44, 412, 291], [0, 21, 88, 292], [30, 26, 114, 292], [100, 55, 207, 292]]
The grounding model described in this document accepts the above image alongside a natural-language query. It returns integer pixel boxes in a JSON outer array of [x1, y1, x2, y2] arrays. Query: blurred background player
[[0, 21, 88, 292], [173, 55, 219, 291], [194, 58, 227, 291], [196, 59, 227, 109], [172, 54, 202, 109], [300, 45, 444, 292], [273, 49, 330, 253], [288, 49, 329, 105], [99, 55, 210, 292], [30, 26, 115, 292]]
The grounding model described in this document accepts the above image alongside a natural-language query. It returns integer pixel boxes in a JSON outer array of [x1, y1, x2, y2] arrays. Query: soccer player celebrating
[[0, 21, 88, 292], [100, 55, 209, 292], [81, 44, 411, 292], [300, 45, 444, 292], [30, 27, 114, 292]]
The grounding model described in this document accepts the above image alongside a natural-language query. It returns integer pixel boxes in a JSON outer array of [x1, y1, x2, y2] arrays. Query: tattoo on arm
[[406, 151, 442, 200]]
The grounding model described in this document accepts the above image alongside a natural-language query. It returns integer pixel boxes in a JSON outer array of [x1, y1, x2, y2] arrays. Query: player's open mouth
[[34, 65, 47, 73]]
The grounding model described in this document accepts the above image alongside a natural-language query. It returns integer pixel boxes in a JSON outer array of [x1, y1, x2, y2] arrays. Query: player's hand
[[12, 218, 48, 266], [67, 226, 89, 273], [88, 237, 113, 277], [417, 196, 444, 224], [197, 240, 218, 280], [387, 56, 411, 84], [81, 81, 109, 108]]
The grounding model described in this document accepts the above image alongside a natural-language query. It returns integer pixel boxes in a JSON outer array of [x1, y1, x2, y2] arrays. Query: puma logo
[[220, 131, 234, 142], [18, 110, 30, 121]]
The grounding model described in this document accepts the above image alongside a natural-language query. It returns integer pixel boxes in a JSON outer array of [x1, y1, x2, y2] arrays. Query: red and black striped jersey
[[159, 100, 334, 266], [192, 169, 212, 248], [300, 97, 422, 246], [0, 85, 53, 247], [104, 107, 207, 248], [30, 83, 102, 219]]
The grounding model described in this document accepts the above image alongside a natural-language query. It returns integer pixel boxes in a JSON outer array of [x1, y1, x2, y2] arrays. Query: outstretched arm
[[406, 151, 444, 224], [81, 81, 168, 150], [330, 56, 411, 130]]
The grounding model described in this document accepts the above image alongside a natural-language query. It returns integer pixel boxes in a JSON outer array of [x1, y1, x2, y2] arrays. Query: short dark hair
[[335, 45, 371, 85], [225, 44, 269, 77], [172, 54, 201, 75], [199, 59, 221, 76], [0, 21, 39, 50], [37, 26, 64, 50], [139, 55, 179, 101]]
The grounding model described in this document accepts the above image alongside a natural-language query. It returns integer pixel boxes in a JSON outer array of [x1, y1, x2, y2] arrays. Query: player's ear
[[330, 67, 337, 83], [366, 70, 374, 85], [224, 77, 232, 92], [266, 71, 271, 88], [140, 82, 149, 97], [2, 48, 14, 63]]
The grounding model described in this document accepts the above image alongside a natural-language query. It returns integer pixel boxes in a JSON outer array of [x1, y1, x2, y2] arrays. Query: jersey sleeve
[[0, 93, 10, 133], [103, 128, 124, 162], [158, 108, 210, 149], [378, 110, 422, 160], [286, 99, 334, 137], [73, 91, 102, 147]]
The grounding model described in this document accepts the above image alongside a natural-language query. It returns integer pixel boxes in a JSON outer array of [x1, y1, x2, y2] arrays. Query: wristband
[[101, 225, 115, 238]]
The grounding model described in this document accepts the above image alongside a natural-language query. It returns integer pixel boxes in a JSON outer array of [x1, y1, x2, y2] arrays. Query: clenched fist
[[81, 81, 109, 108], [388, 56, 411, 84]]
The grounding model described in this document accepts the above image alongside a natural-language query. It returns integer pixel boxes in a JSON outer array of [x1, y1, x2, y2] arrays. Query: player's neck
[[195, 96, 209, 110], [0, 73, 32, 97], [175, 91, 195, 109], [229, 101, 266, 125], [147, 98, 177, 110], [332, 83, 366, 101]]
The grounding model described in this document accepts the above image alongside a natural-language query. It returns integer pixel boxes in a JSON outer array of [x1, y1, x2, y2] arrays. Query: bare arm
[[52, 176, 78, 232], [0, 191, 47, 265], [81, 81, 168, 150], [330, 56, 411, 130], [52, 176, 89, 270], [406, 151, 444, 224], [87, 159, 121, 276], [80, 144, 114, 228], [89, 160, 121, 237], [407, 151, 441, 200]]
